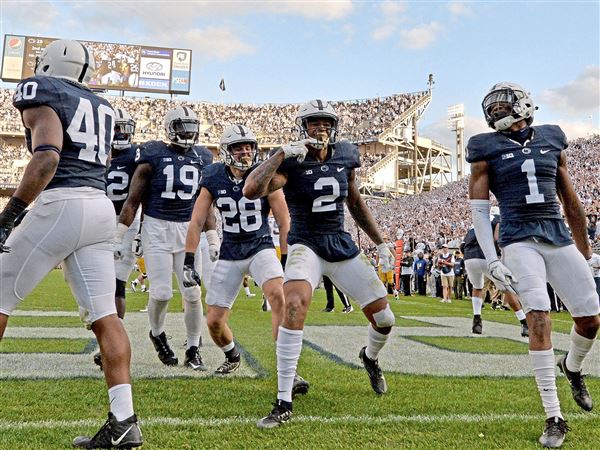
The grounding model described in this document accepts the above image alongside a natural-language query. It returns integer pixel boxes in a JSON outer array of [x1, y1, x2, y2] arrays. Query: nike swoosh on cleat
[[111, 425, 133, 446]]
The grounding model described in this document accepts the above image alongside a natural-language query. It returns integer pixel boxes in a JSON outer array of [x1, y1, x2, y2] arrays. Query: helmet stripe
[[182, 106, 190, 117], [78, 42, 89, 83], [237, 125, 246, 137], [316, 99, 323, 110]]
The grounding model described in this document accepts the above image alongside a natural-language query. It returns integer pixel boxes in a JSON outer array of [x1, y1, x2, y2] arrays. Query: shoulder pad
[[137, 140, 165, 165], [193, 145, 214, 165], [466, 132, 498, 163], [12, 76, 59, 111], [334, 141, 360, 169], [535, 125, 568, 151]]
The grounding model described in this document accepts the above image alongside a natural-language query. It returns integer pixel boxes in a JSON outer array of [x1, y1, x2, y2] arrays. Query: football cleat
[[215, 358, 241, 375], [538, 416, 569, 448], [256, 399, 293, 429], [93, 352, 103, 371], [520, 321, 529, 337], [140, 285, 147, 293], [342, 305, 354, 314], [472, 315, 483, 334], [359, 346, 387, 394], [322, 307, 334, 313], [130, 281, 138, 292], [149, 331, 178, 366], [72, 412, 142, 449], [557, 353, 593, 411], [184, 346, 207, 371], [292, 373, 310, 398]]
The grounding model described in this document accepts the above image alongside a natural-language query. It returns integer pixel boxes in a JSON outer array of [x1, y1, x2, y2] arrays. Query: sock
[[276, 327, 303, 403], [132, 280, 138, 286], [566, 326, 595, 372], [222, 342, 240, 361], [365, 324, 389, 361], [472, 296, 483, 315], [244, 286, 251, 295], [148, 298, 169, 337], [515, 309, 526, 321], [184, 299, 203, 349], [530, 348, 562, 419], [108, 384, 134, 421]]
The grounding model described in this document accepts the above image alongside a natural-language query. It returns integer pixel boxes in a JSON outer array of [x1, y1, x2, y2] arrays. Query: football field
[[1, 269, 599, 449]]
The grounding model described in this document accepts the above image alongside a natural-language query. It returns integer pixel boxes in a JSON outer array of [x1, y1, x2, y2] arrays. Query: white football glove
[[488, 260, 517, 294], [206, 229, 220, 262], [131, 233, 143, 258], [281, 139, 315, 163], [377, 243, 395, 272], [113, 223, 128, 260]]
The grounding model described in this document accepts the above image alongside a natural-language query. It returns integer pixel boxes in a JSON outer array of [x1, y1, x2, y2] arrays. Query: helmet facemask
[[168, 118, 199, 149], [221, 141, 257, 171], [112, 119, 135, 150]]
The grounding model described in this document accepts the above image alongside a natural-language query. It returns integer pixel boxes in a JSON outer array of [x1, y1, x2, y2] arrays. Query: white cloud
[[371, 1, 408, 41], [446, 2, 472, 18], [271, 1, 355, 20], [558, 119, 599, 140], [0, 1, 58, 34], [399, 22, 443, 50], [539, 66, 600, 115]]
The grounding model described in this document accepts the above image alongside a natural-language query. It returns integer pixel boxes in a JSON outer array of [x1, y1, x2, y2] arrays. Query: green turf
[[406, 335, 530, 354], [3, 269, 598, 449], [0, 337, 93, 354], [9, 316, 82, 328]]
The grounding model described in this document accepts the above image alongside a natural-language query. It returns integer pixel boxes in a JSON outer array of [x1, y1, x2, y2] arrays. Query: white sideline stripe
[[1, 412, 598, 430]]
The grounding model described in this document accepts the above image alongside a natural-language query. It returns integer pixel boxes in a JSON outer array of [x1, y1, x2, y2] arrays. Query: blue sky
[[1, 0, 598, 148]]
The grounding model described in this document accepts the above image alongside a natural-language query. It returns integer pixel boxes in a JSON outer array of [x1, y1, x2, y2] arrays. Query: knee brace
[[115, 279, 126, 298], [183, 285, 201, 304], [151, 285, 173, 302], [373, 305, 395, 328]]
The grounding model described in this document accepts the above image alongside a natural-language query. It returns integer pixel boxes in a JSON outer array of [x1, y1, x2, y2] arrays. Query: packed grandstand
[[1, 87, 599, 252]]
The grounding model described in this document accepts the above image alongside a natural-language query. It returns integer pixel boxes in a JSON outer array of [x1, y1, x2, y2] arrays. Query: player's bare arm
[[13, 106, 62, 204], [185, 187, 214, 253], [468, 160, 491, 201], [346, 169, 383, 245], [556, 152, 591, 259], [203, 204, 217, 232], [268, 189, 290, 255], [119, 163, 152, 227], [243, 150, 288, 199]]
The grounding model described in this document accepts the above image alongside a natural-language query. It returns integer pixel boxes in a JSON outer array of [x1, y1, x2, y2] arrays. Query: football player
[[468, 82, 600, 448], [116, 105, 216, 370], [0, 40, 142, 448], [183, 124, 291, 375], [244, 100, 396, 428], [462, 211, 529, 336]]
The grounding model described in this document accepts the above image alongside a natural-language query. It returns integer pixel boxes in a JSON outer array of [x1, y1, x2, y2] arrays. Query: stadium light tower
[[447, 103, 465, 180]]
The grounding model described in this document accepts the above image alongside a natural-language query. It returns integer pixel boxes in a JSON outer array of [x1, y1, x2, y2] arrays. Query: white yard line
[[0, 412, 598, 431]]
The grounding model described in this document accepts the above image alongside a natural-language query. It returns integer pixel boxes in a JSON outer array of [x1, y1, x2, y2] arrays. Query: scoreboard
[[1, 35, 192, 95]]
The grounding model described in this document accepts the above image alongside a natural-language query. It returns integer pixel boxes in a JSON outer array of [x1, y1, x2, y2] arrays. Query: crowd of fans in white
[[0, 87, 598, 250]]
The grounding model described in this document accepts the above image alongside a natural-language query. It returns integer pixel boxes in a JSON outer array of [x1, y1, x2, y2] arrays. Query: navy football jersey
[[12, 76, 115, 192], [463, 216, 500, 261], [279, 141, 360, 262], [466, 125, 572, 247], [201, 163, 273, 260], [137, 141, 213, 222], [106, 145, 138, 215]]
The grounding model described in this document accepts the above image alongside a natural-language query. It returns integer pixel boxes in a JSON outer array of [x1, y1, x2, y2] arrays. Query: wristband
[[0, 197, 28, 226], [115, 223, 128, 242], [206, 229, 219, 246], [184, 252, 195, 266]]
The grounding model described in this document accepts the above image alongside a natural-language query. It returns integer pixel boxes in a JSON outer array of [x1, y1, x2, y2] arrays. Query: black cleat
[[93, 352, 103, 371], [256, 399, 293, 429], [359, 346, 387, 394], [215, 358, 241, 375], [322, 307, 334, 312], [472, 315, 483, 334], [184, 346, 207, 371], [557, 353, 593, 411], [539, 416, 569, 448], [149, 331, 178, 366], [72, 412, 143, 449], [520, 321, 529, 337], [292, 374, 310, 398]]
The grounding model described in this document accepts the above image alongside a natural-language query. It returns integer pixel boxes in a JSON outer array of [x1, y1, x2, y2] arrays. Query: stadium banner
[[1, 34, 192, 95]]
